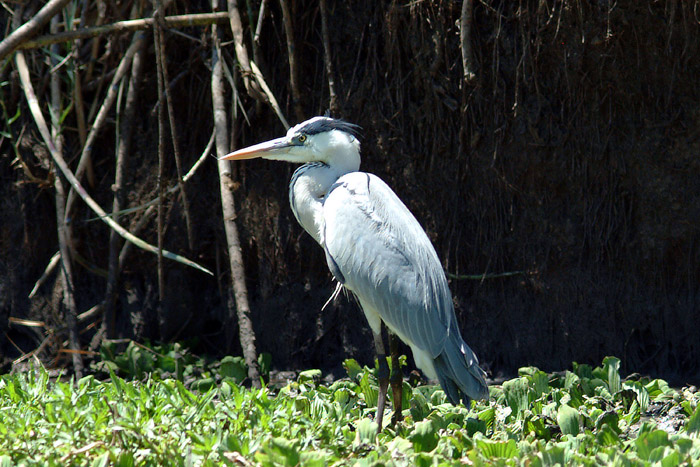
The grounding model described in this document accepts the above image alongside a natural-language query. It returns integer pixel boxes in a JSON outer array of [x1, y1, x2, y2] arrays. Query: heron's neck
[[289, 150, 360, 244]]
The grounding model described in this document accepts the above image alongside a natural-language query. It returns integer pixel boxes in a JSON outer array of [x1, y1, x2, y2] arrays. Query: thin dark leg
[[389, 332, 404, 425], [373, 329, 389, 432]]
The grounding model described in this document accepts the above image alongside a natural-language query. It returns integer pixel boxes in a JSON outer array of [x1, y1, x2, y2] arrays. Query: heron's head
[[221, 117, 361, 170]]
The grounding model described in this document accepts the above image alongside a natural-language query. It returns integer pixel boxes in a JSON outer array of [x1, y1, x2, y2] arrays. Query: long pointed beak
[[219, 136, 291, 160]]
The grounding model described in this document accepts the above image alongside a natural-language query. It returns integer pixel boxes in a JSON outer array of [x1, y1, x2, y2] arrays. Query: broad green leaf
[[343, 359, 363, 380], [603, 356, 621, 394], [219, 356, 247, 382], [557, 404, 580, 436], [410, 420, 438, 452], [635, 429, 671, 461], [354, 418, 377, 446], [503, 377, 529, 417], [686, 404, 700, 437], [475, 438, 519, 459]]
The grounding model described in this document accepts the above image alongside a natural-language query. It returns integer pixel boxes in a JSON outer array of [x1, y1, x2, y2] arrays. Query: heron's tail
[[433, 329, 489, 405]]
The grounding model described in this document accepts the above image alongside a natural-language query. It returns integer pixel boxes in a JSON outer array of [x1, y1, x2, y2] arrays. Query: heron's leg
[[373, 329, 390, 433], [389, 332, 404, 425]]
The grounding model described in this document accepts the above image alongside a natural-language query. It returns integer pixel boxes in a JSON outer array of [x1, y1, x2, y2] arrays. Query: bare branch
[[15, 51, 213, 277], [0, 0, 72, 62], [212, 16, 260, 385], [15, 12, 231, 52], [460, 0, 477, 85]]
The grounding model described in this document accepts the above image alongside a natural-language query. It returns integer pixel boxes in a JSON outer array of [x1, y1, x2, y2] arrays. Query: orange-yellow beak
[[219, 136, 292, 160]]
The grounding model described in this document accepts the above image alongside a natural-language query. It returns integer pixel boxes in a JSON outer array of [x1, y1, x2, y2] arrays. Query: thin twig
[[0, 0, 72, 61], [153, 1, 167, 307], [278, 0, 304, 121], [250, 60, 290, 129], [446, 270, 526, 280], [155, 16, 195, 250], [212, 13, 260, 385], [103, 37, 145, 341], [226, 0, 265, 102], [461, 0, 477, 85], [15, 51, 213, 276], [252, 0, 267, 61], [65, 34, 145, 220], [50, 16, 84, 378], [29, 251, 60, 298], [319, 0, 339, 114], [116, 131, 215, 267], [15, 12, 231, 51]]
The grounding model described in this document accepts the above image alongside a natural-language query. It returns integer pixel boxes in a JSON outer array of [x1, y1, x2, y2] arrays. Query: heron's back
[[322, 172, 488, 404]]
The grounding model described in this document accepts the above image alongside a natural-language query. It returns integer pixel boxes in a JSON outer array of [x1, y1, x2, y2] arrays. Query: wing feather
[[323, 172, 453, 358]]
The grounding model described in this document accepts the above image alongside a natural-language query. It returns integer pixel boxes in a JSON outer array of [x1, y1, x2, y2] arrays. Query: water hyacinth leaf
[[530, 370, 550, 399], [410, 420, 439, 452], [475, 438, 519, 459], [256, 437, 300, 467], [595, 423, 620, 446], [354, 418, 377, 446], [503, 377, 529, 417], [686, 404, 700, 437], [635, 429, 672, 461], [622, 380, 650, 412], [660, 450, 681, 467], [343, 359, 363, 381], [258, 352, 272, 380], [359, 371, 378, 407], [298, 369, 322, 384], [603, 356, 621, 394], [410, 389, 430, 422], [219, 356, 247, 382], [557, 404, 580, 436], [594, 410, 621, 433]]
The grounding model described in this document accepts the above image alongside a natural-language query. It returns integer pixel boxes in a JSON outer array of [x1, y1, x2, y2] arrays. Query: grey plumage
[[222, 116, 489, 408]]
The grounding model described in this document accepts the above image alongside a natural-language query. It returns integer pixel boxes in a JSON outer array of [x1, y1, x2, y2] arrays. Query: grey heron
[[222, 117, 489, 430]]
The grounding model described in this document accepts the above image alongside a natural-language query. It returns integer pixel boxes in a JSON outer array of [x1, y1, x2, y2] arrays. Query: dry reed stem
[[153, 1, 167, 306], [0, 0, 72, 61], [253, 0, 267, 63], [250, 60, 290, 129], [461, 0, 477, 85], [227, 0, 265, 102], [50, 15, 84, 377], [279, 0, 304, 121], [319, 0, 339, 114], [212, 13, 260, 384], [103, 38, 145, 340], [29, 252, 61, 298], [64, 34, 144, 220], [15, 12, 231, 51], [116, 130, 215, 269], [15, 51, 213, 277], [154, 17, 195, 251]]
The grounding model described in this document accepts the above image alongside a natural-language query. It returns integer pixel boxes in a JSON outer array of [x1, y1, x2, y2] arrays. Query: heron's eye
[[297, 134, 307, 143]]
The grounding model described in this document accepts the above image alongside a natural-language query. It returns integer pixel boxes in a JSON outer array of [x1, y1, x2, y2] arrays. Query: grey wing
[[322, 172, 453, 358]]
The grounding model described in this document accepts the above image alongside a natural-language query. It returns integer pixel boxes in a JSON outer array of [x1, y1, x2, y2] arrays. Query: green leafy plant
[[0, 355, 698, 465]]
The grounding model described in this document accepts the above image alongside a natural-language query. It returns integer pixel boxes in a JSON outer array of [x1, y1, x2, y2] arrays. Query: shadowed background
[[1, 0, 698, 383]]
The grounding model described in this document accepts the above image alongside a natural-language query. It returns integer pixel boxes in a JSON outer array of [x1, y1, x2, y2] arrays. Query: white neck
[[288, 140, 360, 245]]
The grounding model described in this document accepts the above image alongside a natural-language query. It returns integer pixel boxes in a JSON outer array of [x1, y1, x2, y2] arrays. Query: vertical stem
[[103, 39, 145, 341], [279, 0, 304, 121], [461, 0, 477, 85], [155, 16, 195, 250], [153, 1, 167, 318], [212, 3, 260, 385], [319, 0, 338, 114], [50, 16, 83, 377]]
